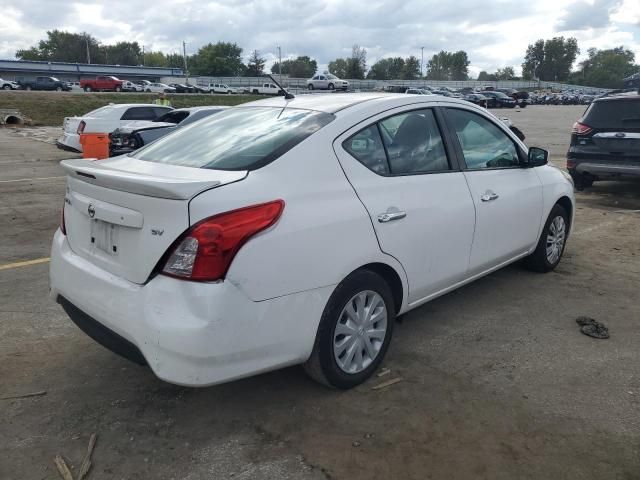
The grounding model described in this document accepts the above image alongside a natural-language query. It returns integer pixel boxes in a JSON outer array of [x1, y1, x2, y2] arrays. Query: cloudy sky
[[1, 0, 639, 77]]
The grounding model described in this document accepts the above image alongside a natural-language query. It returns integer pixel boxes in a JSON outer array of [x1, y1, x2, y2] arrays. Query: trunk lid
[[61, 157, 247, 284]]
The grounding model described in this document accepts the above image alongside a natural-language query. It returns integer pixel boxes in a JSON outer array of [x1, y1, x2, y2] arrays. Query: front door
[[334, 107, 476, 304], [442, 107, 543, 273]]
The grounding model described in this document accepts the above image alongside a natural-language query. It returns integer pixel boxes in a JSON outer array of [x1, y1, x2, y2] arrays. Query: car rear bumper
[[572, 162, 640, 177], [57, 132, 81, 152], [50, 230, 332, 386]]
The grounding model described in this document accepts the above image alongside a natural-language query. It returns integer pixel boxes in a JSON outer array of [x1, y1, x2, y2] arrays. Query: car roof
[[107, 104, 168, 109], [241, 92, 475, 116], [595, 92, 640, 102]]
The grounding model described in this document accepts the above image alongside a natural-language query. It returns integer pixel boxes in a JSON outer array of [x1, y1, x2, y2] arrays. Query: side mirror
[[527, 147, 548, 167]]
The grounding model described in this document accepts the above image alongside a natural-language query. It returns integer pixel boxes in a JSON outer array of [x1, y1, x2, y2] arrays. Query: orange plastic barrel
[[80, 133, 110, 160]]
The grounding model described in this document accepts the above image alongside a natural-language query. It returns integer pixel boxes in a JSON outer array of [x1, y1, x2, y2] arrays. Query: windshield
[[134, 107, 335, 171], [86, 106, 113, 118], [327, 74, 338, 80], [583, 99, 640, 128], [51, 77, 60, 82]]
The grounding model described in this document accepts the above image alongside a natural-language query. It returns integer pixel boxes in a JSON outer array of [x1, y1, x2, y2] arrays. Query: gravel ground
[[1, 105, 639, 480]]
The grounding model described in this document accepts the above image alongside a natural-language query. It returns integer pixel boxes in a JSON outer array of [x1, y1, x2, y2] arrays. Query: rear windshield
[[134, 107, 335, 171], [583, 99, 640, 128]]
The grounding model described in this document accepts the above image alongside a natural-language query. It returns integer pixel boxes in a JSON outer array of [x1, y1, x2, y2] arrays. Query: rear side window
[[343, 125, 389, 175], [583, 99, 640, 129], [121, 107, 156, 120], [134, 107, 335, 171]]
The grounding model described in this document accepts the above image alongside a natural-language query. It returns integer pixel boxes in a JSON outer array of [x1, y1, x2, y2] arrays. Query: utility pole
[[142, 45, 145, 66], [421, 46, 424, 79], [277, 45, 282, 84], [183, 41, 189, 84], [85, 36, 91, 64]]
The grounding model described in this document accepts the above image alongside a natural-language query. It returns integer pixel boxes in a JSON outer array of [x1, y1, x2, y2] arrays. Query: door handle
[[378, 211, 407, 223], [480, 192, 499, 202]]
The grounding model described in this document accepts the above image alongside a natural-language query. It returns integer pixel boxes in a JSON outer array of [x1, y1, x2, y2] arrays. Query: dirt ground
[[1, 105, 639, 480]]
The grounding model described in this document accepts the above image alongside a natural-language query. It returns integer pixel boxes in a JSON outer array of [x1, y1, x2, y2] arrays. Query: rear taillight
[[567, 159, 577, 169], [572, 122, 593, 135], [77, 121, 86, 134], [60, 200, 67, 235], [161, 200, 285, 281]]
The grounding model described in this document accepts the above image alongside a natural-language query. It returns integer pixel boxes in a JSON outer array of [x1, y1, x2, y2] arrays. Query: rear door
[[334, 106, 476, 304], [442, 107, 543, 273]]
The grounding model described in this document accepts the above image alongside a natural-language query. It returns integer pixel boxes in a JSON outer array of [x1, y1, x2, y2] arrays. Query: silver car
[[307, 74, 349, 91]]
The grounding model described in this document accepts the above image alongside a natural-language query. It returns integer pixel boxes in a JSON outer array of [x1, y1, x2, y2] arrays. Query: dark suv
[[567, 92, 640, 189]]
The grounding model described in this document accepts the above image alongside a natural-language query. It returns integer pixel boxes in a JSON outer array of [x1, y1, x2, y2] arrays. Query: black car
[[567, 92, 640, 189], [479, 91, 517, 108], [185, 83, 207, 93], [109, 106, 227, 156], [18, 76, 71, 91], [168, 83, 195, 93], [464, 93, 489, 107]]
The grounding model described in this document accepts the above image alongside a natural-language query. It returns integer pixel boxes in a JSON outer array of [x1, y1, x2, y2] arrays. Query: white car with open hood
[[57, 104, 172, 152], [50, 93, 574, 389]]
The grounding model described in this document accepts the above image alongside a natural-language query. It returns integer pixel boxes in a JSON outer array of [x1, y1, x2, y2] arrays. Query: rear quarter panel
[[188, 129, 408, 304]]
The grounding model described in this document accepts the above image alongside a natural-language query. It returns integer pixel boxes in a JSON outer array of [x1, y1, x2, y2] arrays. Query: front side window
[[379, 109, 449, 174], [343, 109, 450, 176], [446, 108, 521, 169], [134, 107, 335, 171]]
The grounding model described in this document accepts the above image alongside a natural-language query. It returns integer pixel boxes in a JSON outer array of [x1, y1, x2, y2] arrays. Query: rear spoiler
[[60, 158, 247, 200]]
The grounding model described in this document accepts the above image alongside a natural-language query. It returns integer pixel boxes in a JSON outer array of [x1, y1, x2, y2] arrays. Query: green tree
[[495, 66, 516, 80], [245, 50, 266, 76], [426, 50, 469, 80], [16, 30, 101, 63], [144, 51, 169, 67], [367, 57, 405, 80], [189, 42, 245, 76], [328, 58, 348, 78], [522, 37, 579, 81], [271, 56, 318, 78], [103, 41, 142, 65], [569, 46, 639, 88], [401, 56, 421, 79], [346, 44, 367, 79], [477, 71, 497, 81]]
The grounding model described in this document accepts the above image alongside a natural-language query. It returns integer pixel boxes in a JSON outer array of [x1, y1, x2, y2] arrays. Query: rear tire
[[524, 204, 569, 273], [115, 86, 122, 92], [26, 86, 32, 91], [84, 86, 91, 92], [308, 84, 314, 90], [304, 269, 395, 389]]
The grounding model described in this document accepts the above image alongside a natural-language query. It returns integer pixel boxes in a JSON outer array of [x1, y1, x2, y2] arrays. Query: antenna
[[267, 74, 294, 100]]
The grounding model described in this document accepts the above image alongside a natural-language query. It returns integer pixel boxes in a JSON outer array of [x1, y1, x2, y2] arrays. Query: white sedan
[[56, 104, 172, 152], [144, 82, 176, 93], [50, 93, 574, 388]]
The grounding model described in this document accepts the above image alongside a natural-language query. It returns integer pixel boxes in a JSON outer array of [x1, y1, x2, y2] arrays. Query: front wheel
[[328, 83, 335, 90], [524, 204, 569, 272], [26, 86, 32, 91], [3, 85, 11, 90], [304, 270, 395, 389], [115, 86, 122, 92]]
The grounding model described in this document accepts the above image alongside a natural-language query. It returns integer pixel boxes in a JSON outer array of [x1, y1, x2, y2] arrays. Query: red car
[[80, 76, 125, 92]]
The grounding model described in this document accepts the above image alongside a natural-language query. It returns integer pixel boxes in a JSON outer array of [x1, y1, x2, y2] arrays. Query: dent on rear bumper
[[50, 231, 334, 386]]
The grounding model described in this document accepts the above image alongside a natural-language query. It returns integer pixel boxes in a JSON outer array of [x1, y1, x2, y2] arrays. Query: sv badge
[[151, 229, 164, 236]]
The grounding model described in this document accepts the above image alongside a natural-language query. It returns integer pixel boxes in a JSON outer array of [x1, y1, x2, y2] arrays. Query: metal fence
[[163, 75, 609, 94]]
